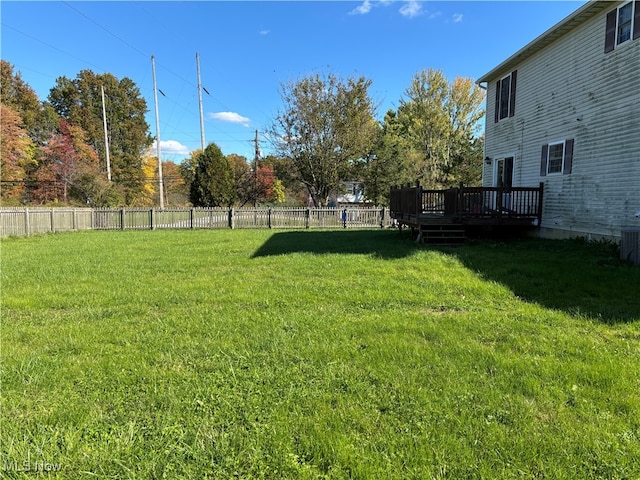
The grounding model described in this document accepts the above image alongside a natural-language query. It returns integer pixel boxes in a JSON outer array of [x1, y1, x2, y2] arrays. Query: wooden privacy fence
[[1, 207, 391, 237]]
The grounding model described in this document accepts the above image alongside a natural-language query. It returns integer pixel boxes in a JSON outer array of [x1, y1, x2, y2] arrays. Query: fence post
[[121, 208, 126, 230], [72, 208, 77, 231], [268, 207, 272, 229], [24, 208, 30, 236], [190, 208, 195, 229], [305, 208, 310, 229], [50, 208, 55, 233], [229, 208, 234, 229], [150, 208, 155, 230], [380, 207, 385, 228]]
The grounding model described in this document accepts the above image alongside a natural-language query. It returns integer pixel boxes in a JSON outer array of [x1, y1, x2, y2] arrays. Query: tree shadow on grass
[[251, 229, 419, 260], [450, 238, 640, 325]]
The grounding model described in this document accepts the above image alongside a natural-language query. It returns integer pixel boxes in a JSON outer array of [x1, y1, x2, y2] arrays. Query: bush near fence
[[0, 207, 391, 237]]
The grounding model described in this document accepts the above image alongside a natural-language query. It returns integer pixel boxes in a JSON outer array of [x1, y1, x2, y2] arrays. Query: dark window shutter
[[509, 70, 517, 117], [494, 81, 501, 123], [633, 1, 640, 40], [563, 139, 574, 174], [540, 144, 548, 176], [605, 9, 617, 53]]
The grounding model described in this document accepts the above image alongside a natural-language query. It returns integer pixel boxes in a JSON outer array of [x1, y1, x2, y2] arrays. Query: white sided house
[[478, 0, 640, 240]]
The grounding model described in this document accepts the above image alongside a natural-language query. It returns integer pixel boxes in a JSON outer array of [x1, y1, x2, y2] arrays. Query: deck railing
[[390, 182, 544, 224]]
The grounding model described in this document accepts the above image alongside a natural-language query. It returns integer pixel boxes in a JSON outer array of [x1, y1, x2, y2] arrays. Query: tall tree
[[397, 69, 485, 188], [141, 156, 187, 206], [227, 154, 254, 206], [0, 60, 41, 136], [31, 119, 102, 205], [359, 110, 414, 205], [189, 143, 235, 207], [261, 154, 305, 204], [227, 154, 277, 206], [0, 104, 35, 203], [269, 72, 378, 206], [48, 70, 152, 204]]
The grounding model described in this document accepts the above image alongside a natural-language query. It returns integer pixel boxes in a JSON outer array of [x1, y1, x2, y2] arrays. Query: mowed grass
[[1, 229, 639, 479]]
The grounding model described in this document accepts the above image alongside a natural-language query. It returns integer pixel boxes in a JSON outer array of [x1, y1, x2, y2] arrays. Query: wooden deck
[[390, 183, 544, 243]]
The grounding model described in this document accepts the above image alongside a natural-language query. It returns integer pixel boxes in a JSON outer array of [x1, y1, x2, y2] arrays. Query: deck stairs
[[418, 223, 466, 245]]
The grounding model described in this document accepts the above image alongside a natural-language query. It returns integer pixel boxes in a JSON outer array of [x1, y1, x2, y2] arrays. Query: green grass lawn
[[2, 229, 639, 479]]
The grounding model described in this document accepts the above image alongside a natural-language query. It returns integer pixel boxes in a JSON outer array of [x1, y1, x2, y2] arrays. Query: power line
[[62, 1, 149, 59], [1, 23, 103, 71]]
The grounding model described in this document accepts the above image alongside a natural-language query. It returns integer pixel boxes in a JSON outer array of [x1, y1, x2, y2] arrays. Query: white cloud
[[208, 111, 251, 127], [399, 1, 422, 18], [152, 139, 189, 156], [453, 13, 463, 23], [350, 1, 428, 19], [350, 0, 372, 15], [259, 29, 270, 35]]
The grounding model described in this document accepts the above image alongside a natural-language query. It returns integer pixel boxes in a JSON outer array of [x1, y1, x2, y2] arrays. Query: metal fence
[[1, 207, 391, 237]]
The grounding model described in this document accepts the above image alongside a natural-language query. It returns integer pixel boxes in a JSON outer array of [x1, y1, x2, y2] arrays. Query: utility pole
[[196, 52, 206, 151], [151, 55, 164, 209], [100, 85, 111, 182], [254, 130, 260, 207]]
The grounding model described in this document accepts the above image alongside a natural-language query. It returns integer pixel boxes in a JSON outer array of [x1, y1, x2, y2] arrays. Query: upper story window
[[618, 2, 634, 43], [494, 70, 517, 123], [605, 1, 640, 53]]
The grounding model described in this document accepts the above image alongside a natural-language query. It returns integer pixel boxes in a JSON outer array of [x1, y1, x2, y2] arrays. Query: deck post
[[537, 182, 544, 225], [415, 180, 421, 216]]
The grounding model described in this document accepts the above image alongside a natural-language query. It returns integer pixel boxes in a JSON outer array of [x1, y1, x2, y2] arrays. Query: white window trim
[[546, 140, 566, 175], [498, 73, 512, 121], [616, 1, 635, 46]]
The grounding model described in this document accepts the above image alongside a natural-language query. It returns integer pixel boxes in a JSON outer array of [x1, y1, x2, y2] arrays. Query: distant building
[[329, 181, 368, 206]]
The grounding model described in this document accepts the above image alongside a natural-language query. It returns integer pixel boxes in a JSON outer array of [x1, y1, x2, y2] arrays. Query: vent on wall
[[621, 227, 640, 265]]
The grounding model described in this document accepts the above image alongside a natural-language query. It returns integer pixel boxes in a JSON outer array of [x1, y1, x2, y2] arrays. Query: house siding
[[482, 1, 640, 239]]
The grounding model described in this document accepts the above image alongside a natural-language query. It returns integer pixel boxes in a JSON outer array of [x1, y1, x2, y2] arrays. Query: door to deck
[[494, 157, 514, 211], [495, 157, 514, 188]]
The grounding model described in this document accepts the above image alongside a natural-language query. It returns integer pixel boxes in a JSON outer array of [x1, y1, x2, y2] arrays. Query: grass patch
[[2, 230, 639, 479]]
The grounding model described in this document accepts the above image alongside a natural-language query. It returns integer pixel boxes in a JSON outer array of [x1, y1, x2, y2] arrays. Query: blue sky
[[2, 1, 586, 163]]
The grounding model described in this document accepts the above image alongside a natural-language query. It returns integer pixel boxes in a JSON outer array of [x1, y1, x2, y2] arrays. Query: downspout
[[477, 81, 489, 186]]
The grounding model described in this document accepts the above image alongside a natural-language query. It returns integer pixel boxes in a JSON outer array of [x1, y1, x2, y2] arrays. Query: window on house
[[605, 2, 639, 53], [547, 142, 565, 174], [540, 139, 574, 176], [618, 2, 634, 43], [499, 77, 511, 119], [494, 70, 517, 122]]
